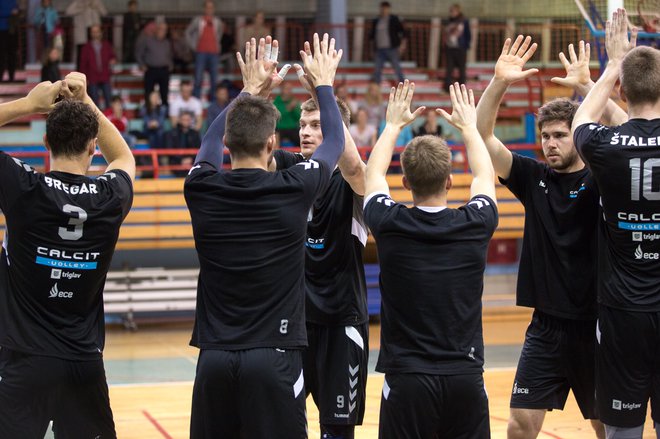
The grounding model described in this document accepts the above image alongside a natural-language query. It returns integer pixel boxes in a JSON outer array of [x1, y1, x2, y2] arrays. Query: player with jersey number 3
[[0, 73, 135, 438], [364, 80, 498, 439]]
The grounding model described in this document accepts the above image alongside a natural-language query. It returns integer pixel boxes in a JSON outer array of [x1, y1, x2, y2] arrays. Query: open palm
[[494, 35, 539, 84]]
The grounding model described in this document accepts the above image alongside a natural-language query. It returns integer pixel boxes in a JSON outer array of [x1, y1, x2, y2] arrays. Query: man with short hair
[[365, 80, 498, 438], [185, 0, 223, 100], [476, 35, 627, 439], [572, 9, 660, 438], [135, 20, 172, 108], [184, 34, 344, 438], [369, 1, 406, 84], [169, 79, 203, 131], [0, 74, 135, 438], [267, 60, 369, 438], [164, 110, 201, 176], [79, 24, 116, 109]]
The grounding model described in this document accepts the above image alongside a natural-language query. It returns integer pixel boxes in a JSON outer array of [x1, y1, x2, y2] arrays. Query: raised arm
[[365, 80, 425, 197], [550, 40, 628, 126], [0, 81, 62, 127], [294, 63, 366, 194], [439, 84, 496, 202], [299, 33, 345, 168], [64, 72, 136, 181], [573, 9, 637, 131], [476, 35, 538, 180]]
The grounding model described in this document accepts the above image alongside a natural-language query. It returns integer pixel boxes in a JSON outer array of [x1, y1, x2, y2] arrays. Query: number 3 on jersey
[[59, 204, 87, 240]]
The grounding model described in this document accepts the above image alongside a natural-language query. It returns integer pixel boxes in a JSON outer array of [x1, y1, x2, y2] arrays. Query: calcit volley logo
[[49, 283, 73, 299]]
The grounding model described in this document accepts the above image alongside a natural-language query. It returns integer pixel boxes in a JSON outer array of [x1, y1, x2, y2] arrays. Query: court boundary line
[[142, 409, 174, 439]]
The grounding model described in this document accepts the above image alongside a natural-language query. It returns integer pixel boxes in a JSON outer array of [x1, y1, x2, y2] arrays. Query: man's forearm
[[476, 78, 508, 138], [310, 85, 345, 167], [0, 98, 34, 127], [368, 125, 399, 178], [573, 62, 620, 128], [463, 126, 494, 181]]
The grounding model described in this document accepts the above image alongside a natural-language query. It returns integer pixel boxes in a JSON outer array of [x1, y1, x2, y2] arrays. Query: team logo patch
[[376, 196, 394, 207]]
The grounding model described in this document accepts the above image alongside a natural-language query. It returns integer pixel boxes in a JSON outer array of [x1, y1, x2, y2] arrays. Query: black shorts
[[0, 347, 115, 439], [596, 305, 660, 428], [303, 322, 369, 426], [510, 310, 598, 419], [190, 347, 307, 439], [379, 373, 490, 439]]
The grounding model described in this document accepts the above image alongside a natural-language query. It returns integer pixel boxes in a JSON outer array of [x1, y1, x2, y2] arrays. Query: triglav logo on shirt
[[48, 283, 73, 299]]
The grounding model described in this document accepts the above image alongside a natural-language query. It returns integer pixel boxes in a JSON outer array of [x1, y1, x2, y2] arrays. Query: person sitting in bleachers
[[140, 90, 167, 150], [349, 107, 377, 147], [169, 79, 203, 132], [104, 96, 136, 149], [205, 84, 231, 128], [163, 111, 200, 176], [40, 46, 61, 82]]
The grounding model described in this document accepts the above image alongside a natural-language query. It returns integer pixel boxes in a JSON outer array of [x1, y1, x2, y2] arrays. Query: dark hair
[[46, 100, 99, 159], [181, 79, 192, 87], [380, 1, 391, 7], [621, 46, 660, 106], [225, 95, 279, 158], [536, 98, 578, 131], [111, 95, 123, 104], [301, 97, 351, 126], [401, 135, 452, 197]]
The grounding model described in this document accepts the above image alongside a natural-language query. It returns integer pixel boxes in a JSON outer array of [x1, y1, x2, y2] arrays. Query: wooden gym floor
[[58, 313, 655, 439]]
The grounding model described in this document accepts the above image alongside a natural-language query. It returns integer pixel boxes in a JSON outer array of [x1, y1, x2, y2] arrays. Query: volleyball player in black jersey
[[573, 9, 660, 438], [0, 74, 135, 438], [365, 80, 498, 438], [184, 34, 345, 438]]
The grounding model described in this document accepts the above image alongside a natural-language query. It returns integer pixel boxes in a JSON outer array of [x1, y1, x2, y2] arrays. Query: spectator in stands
[[378, 117, 413, 147], [242, 11, 271, 42], [443, 3, 471, 91], [164, 110, 200, 176], [349, 107, 377, 147], [33, 0, 59, 59], [141, 90, 167, 149], [370, 1, 406, 84], [66, 0, 107, 66], [273, 81, 301, 146], [122, 0, 142, 63], [136, 21, 172, 108], [362, 81, 386, 127], [79, 23, 116, 109], [0, 0, 20, 83], [171, 26, 193, 74], [104, 95, 136, 149], [206, 84, 230, 127], [218, 23, 236, 74], [169, 79, 203, 131], [335, 83, 358, 119], [413, 108, 443, 137], [40, 46, 61, 82], [185, 1, 223, 101]]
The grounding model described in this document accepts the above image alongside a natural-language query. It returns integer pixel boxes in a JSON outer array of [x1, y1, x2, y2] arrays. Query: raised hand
[[299, 33, 343, 88], [606, 8, 638, 64], [385, 80, 425, 129], [494, 35, 539, 84], [237, 36, 287, 97], [25, 81, 65, 113], [436, 83, 477, 131], [551, 41, 592, 90]]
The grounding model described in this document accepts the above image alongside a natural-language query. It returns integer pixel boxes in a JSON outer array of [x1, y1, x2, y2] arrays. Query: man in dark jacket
[[163, 111, 200, 176], [370, 1, 406, 84], [444, 3, 471, 91]]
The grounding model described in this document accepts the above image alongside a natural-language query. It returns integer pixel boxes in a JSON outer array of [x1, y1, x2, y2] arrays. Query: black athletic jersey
[[364, 192, 498, 375], [500, 152, 599, 320], [275, 149, 368, 325], [575, 119, 660, 311], [184, 158, 332, 350], [0, 152, 133, 360]]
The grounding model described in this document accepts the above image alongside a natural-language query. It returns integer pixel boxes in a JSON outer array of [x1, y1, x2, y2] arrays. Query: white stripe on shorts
[[293, 369, 304, 398], [345, 326, 364, 350]]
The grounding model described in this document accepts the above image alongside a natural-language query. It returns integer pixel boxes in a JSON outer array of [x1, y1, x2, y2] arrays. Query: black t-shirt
[[275, 150, 368, 325], [500, 152, 599, 320], [364, 192, 498, 375], [0, 153, 133, 360], [575, 119, 660, 311], [184, 158, 331, 350]]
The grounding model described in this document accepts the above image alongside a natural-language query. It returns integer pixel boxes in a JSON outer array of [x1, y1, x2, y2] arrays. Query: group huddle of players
[[0, 7, 658, 439]]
